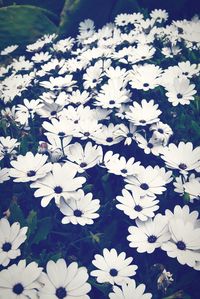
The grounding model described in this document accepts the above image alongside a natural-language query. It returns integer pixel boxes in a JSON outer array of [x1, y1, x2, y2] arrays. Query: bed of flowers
[[0, 8, 200, 299]]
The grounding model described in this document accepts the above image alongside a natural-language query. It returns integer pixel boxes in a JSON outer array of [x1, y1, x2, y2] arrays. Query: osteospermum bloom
[[161, 142, 200, 174], [125, 165, 172, 197], [127, 214, 170, 253], [109, 279, 152, 299], [174, 174, 200, 202], [91, 248, 138, 285], [0, 218, 28, 267], [30, 162, 86, 207], [65, 141, 103, 173], [0, 259, 42, 298], [9, 152, 52, 182], [0, 167, 10, 183], [161, 219, 200, 268], [0, 136, 19, 161], [125, 99, 162, 126], [164, 205, 199, 227], [59, 190, 100, 225], [39, 259, 91, 299], [116, 189, 159, 221]]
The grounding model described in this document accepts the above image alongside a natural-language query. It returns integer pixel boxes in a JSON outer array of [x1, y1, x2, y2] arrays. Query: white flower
[[165, 77, 196, 106], [127, 214, 170, 253], [150, 9, 168, 23], [103, 151, 141, 177], [125, 100, 162, 126], [15, 99, 43, 125], [31, 51, 52, 63], [40, 75, 76, 91], [125, 166, 172, 197], [0, 218, 28, 267], [39, 259, 91, 299], [161, 142, 200, 174], [0, 136, 19, 161], [135, 134, 165, 156], [0, 168, 10, 183], [0, 259, 42, 298], [116, 189, 159, 221], [174, 174, 200, 201], [83, 61, 103, 89], [128, 64, 162, 91], [65, 142, 103, 173], [42, 117, 75, 141], [91, 248, 138, 285], [161, 219, 200, 268], [109, 279, 152, 299], [9, 152, 52, 182], [60, 190, 100, 225], [0, 45, 18, 55], [92, 123, 124, 146], [11, 56, 34, 72], [30, 162, 86, 207], [164, 205, 199, 227], [150, 122, 173, 145]]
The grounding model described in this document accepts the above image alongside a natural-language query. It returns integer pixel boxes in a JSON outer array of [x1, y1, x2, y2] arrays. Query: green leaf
[[32, 217, 52, 245], [26, 210, 37, 237], [0, 5, 58, 49], [59, 0, 116, 37], [9, 201, 26, 226], [191, 120, 200, 137]]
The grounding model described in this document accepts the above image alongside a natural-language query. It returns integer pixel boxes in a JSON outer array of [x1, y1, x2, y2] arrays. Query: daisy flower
[[161, 219, 200, 268], [127, 214, 170, 253], [160, 142, 200, 174], [31, 51, 52, 63], [135, 134, 165, 156], [9, 152, 52, 183], [30, 162, 86, 207], [174, 174, 200, 202], [39, 259, 91, 299], [0, 168, 10, 183], [109, 279, 152, 299], [0, 218, 28, 267], [0, 45, 18, 55], [65, 142, 103, 173], [115, 123, 137, 146], [165, 77, 196, 106], [91, 248, 138, 285], [164, 205, 199, 227], [92, 123, 124, 146], [125, 99, 162, 126], [116, 189, 159, 221], [150, 9, 168, 23], [40, 75, 76, 91], [128, 64, 162, 91], [125, 165, 173, 197], [59, 190, 100, 225], [0, 136, 19, 161], [0, 259, 42, 298]]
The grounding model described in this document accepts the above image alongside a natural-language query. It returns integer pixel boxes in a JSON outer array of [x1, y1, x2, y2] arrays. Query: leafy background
[[0, 0, 200, 50]]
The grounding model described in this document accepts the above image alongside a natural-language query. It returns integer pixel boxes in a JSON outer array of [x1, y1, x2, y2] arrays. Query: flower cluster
[[0, 8, 200, 298]]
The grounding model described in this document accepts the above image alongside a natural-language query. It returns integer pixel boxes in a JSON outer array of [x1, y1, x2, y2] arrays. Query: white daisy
[[0, 136, 19, 161], [0, 218, 28, 267], [125, 99, 162, 126], [91, 248, 138, 285], [174, 174, 200, 202], [0, 168, 10, 183], [40, 75, 76, 91], [160, 142, 200, 174], [92, 123, 124, 146], [30, 162, 86, 207], [9, 152, 52, 183], [164, 205, 199, 227], [39, 259, 91, 299], [127, 214, 170, 253], [0, 259, 42, 298], [109, 279, 152, 299], [60, 190, 100, 225], [0, 45, 18, 55], [116, 188, 159, 221]]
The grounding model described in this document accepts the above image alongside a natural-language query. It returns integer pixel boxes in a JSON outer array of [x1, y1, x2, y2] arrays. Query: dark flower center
[[13, 283, 24, 295], [147, 142, 153, 149], [140, 183, 149, 190], [27, 170, 36, 177], [106, 137, 113, 142], [50, 111, 57, 116], [110, 268, 118, 277], [2, 242, 12, 252], [121, 168, 127, 174], [109, 100, 115, 105], [58, 132, 65, 137], [141, 56, 146, 59], [74, 120, 79, 124], [84, 132, 90, 137], [80, 162, 87, 168], [54, 186, 63, 194], [177, 93, 183, 99], [158, 128, 164, 134], [134, 205, 142, 212], [179, 163, 187, 170], [74, 209, 82, 217], [148, 235, 157, 243], [143, 83, 149, 87], [127, 133, 133, 137], [56, 287, 67, 299], [139, 119, 146, 124], [176, 241, 186, 250]]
